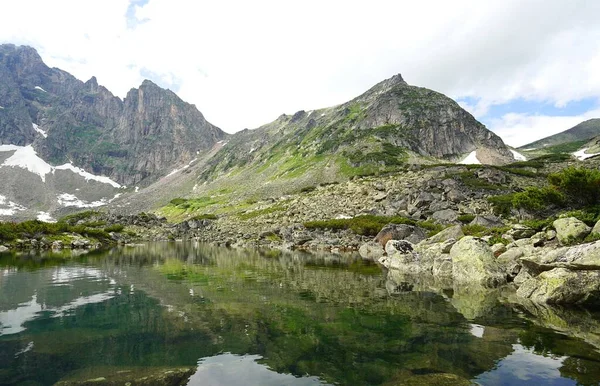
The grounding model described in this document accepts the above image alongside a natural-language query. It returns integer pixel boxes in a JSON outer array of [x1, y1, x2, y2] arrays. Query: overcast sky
[[1, 0, 599, 146]]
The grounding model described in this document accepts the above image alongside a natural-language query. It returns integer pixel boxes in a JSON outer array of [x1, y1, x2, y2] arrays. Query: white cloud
[[0, 0, 599, 138], [488, 108, 600, 147]]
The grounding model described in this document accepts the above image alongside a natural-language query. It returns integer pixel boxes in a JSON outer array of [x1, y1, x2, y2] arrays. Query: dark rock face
[[0, 44, 226, 185]]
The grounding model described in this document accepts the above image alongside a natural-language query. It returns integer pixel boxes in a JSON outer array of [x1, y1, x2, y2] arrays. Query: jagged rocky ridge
[[0, 44, 226, 186]]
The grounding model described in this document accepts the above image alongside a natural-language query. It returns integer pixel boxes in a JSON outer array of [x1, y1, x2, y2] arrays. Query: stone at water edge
[[553, 217, 591, 245], [449, 236, 506, 288], [374, 223, 427, 246], [421, 224, 464, 245], [519, 240, 600, 272], [516, 268, 600, 306], [0, 245, 8, 252], [385, 239, 415, 255], [359, 241, 385, 260]]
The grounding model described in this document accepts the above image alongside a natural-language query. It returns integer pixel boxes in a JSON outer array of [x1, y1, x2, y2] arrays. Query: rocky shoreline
[[3, 162, 600, 311]]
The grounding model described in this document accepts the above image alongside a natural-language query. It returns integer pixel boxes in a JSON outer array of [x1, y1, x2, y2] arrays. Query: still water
[[1, 242, 599, 385]]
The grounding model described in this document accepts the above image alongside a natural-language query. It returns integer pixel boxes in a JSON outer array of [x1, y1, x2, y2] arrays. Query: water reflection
[[188, 353, 326, 385], [0, 242, 599, 385]]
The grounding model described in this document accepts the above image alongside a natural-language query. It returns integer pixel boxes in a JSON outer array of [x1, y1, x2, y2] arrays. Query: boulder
[[491, 243, 507, 256], [506, 224, 536, 240], [359, 241, 385, 260], [385, 240, 414, 256], [520, 240, 600, 273], [449, 236, 506, 287], [51, 240, 64, 249], [413, 192, 434, 208], [440, 238, 457, 253], [0, 245, 8, 252], [446, 189, 465, 203], [516, 268, 600, 306], [592, 219, 600, 235], [469, 215, 504, 228], [432, 256, 453, 276], [496, 248, 524, 278], [421, 224, 464, 245], [374, 224, 427, 246], [553, 217, 591, 245], [432, 209, 459, 224], [71, 238, 91, 249], [513, 268, 532, 286]]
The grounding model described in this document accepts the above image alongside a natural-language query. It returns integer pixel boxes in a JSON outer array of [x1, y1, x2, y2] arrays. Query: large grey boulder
[[374, 224, 427, 246], [469, 215, 504, 228], [449, 236, 506, 287], [421, 224, 464, 245], [553, 217, 591, 245], [506, 224, 536, 240], [413, 192, 434, 208], [0, 245, 8, 252], [496, 248, 524, 279], [520, 240, 600, 273], [516, 268, 600, 306], [432, 209, 459, 224]]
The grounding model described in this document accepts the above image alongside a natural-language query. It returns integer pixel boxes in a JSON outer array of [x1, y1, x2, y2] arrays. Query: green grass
[[304, 215, 443, 237], [0, 220, 114, 244], [456, 172, 503, 190]]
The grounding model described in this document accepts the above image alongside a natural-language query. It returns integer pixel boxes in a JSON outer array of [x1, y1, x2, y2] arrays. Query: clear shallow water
[[0, 243, 599, 385]]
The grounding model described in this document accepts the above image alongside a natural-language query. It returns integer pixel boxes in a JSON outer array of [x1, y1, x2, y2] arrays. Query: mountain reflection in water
[[0, 242, 599, 385]]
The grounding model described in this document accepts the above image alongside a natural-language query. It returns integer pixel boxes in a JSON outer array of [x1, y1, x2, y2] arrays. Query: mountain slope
[[112, 74, 516, 214], [0, 44, 226, 186], [519, 119, 600, 150]]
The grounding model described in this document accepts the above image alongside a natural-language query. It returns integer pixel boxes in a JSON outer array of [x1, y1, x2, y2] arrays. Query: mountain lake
[[1, 242, 600, 385]]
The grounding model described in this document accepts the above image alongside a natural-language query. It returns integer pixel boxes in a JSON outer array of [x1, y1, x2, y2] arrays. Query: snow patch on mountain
[[0, 195, 27, 216], [0, 145, 52, 182], [54, 163, 121, 188], [37, 211, 56, 222], [32, 123, 47, 138], [0, 144, 120, 187], [510, 149, 526, 161], [459, 150, 481, 165]]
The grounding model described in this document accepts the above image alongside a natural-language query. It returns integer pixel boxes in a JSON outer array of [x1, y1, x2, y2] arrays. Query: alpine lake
[[1, 242, 600, 386]]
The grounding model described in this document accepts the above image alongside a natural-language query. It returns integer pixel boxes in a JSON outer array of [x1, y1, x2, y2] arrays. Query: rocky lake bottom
[[1, 242, 600, 385]]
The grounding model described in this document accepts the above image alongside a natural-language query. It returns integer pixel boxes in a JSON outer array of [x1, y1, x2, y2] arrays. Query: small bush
[[189, 214, 218, 221], [458, 214, 476, 224], [548, 167, 600, 207], [511, 187, 564, 212], [104, 224, 125, 233], [59, 210, 101, 225], [304, 215, 417, 237], [170, 198, 188, 206], [521, 218, 554, 232]]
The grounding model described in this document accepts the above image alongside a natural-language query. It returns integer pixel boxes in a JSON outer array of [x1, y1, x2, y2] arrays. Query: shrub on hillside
[[548, 167, 600, 207]]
